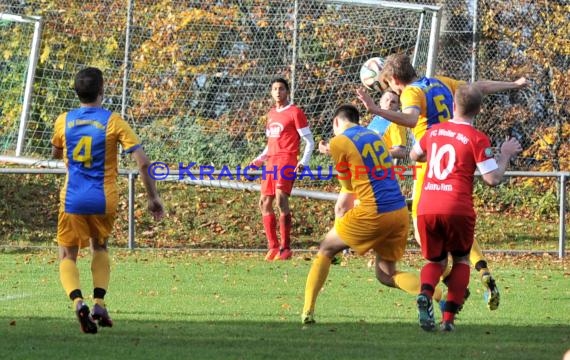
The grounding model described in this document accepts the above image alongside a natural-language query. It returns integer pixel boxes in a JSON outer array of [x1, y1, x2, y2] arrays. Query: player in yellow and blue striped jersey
[[51, 67, 164, 334]]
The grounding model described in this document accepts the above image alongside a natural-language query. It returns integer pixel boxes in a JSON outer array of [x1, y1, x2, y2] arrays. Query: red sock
[[420, 262, 444, 298], [279, 213, 292, 249], [262, 214, 278, 250], [443, 262, 470, 323]]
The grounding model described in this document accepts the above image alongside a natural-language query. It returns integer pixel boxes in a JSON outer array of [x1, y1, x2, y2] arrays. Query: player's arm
[[51, 146, 63, 159], [114, 114, 164, 220], [250, 146, 268, 167], [387, 125, 408, 160], [318, 140, 331, 156], [481, 137, 522, 186], [409, 138, 427, 163], [356, 88, 419, 128], [297, 126, 315, 171], [389, 146, 407, 160], [131, 148, 164, 220], [473, 77, 528, 95], [51, 114, 65, 159]]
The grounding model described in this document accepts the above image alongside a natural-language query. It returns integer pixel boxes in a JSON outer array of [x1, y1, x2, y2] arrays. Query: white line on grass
[[0, 293, 32, 301]]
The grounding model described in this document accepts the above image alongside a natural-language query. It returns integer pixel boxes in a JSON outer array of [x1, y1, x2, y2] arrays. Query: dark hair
[[382, 53, 417, 84], [270, 77, 290, 92], [454, 84, 483, 117], [74, 67, 104, 103], [334, 104, 360, 124]]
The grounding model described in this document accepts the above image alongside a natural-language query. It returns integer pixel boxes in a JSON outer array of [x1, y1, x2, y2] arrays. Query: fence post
[[128, 171, 136, 249], [559, 174, 567, 258]]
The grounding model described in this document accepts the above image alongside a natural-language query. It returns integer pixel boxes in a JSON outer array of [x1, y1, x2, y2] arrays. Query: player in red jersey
[[250, 78, 314, 261], [410, 85, 522, 331]]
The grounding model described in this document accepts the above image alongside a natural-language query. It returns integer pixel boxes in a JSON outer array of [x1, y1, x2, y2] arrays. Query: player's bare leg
[[259, 194, 279, 261], [302, 228, 347, 324], [90, 238, 113, 327], [59, 245, 97, 334], [275, 189, 292, 260], [375, 254, 443, 303]]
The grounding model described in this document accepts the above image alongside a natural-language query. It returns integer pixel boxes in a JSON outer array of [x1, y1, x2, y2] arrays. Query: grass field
[[1, 250, 569, 360]]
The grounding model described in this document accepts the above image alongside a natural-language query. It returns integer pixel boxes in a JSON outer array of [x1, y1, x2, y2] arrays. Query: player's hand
[[500, 137, 523, 158], [513, 77, 529, 89], [248, 159, 263, 168], [148, 197, 165, 221], [318, 140, 330, 155], [356, 87, 378, 113], [294, 163, 305, 173]]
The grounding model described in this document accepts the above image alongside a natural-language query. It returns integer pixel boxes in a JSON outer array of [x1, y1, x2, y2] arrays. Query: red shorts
[[261, 155, 297, 196], [417, 214, 475, 261]]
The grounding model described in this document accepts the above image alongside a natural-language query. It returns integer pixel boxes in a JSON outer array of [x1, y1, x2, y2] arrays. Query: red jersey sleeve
[[293, 107, 308, 129], [473, 131, 498, 174]]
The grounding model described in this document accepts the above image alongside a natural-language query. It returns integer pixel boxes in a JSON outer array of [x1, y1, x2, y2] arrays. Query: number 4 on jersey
[[72, 136, 93, 168]]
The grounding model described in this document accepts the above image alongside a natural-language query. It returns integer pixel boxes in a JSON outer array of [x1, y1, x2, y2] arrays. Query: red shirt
[[414, 120, 498, 216], [266, 104, 308, 157]]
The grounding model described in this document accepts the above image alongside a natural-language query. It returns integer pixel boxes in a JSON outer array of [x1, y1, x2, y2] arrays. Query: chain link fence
[[0, 0, 568, 178]]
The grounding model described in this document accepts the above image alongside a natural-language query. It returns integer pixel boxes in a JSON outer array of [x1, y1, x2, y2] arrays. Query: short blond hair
[[382, 53, 417, 84], [454, 85, 483, 117]]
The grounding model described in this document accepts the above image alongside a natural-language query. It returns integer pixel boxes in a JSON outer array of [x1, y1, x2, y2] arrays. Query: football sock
[[91, 250, 110, 299], [60, 259, 82, 301], [420, 262, 444, 298], [441, 261, 452, 283], [393, 271, 420, 295], [303, 253, 332, 315], [469, 240, 487, 271], [279, 212, 292, 249], [443, 263, 470, 323], [262, 214, 279, 249]]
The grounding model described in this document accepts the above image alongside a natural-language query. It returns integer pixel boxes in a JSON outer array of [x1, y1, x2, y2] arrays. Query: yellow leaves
[[104, 37, 119, 55], [2, 50, 13, 60], [39, 45, 50, 64]]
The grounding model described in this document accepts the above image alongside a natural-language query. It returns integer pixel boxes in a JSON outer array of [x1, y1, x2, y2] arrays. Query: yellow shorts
[[411, 163, 427, 218], [57, 209, 116, 248], [335, 206, 409, 261]]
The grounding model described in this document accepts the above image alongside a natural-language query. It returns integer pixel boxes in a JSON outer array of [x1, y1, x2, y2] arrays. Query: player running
[[410, 84, 522, 331], [51, 67, 164, 334], [302, 104, 441, 325]]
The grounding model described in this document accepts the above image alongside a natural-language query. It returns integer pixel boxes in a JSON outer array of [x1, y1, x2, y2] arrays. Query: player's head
[[270, 78, 290, 105], [74, 67, 104, 104], [453, 84, 483, 118], [379, 90, 399, 111], [381, 53, 417, 94], [333, 104, 359, 135]]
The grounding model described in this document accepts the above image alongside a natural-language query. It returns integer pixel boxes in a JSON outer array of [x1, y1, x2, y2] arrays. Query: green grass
[[1, 250, 569, 359]]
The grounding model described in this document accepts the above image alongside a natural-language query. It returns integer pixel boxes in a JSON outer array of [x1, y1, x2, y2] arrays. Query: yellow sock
[[393, 271, 420, 296], [441, 262, 452, 280], [470, 239, 486, 269], [303, 253, 332, 315], [59, 259, 81, 299], [92, 250, 110, 306], [432, 284, 443, 302], [393, 271, 443, 302]]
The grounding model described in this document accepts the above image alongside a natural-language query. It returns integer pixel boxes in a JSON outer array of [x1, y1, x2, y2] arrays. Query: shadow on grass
[[2, 317, 569, 360]]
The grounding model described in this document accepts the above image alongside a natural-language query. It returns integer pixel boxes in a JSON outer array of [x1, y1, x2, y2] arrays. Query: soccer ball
[[359, 57, 387, 91]]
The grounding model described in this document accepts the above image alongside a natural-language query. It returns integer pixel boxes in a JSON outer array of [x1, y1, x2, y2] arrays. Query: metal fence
[[0, 0, 567, 172], [0, 163, 567, 258]]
